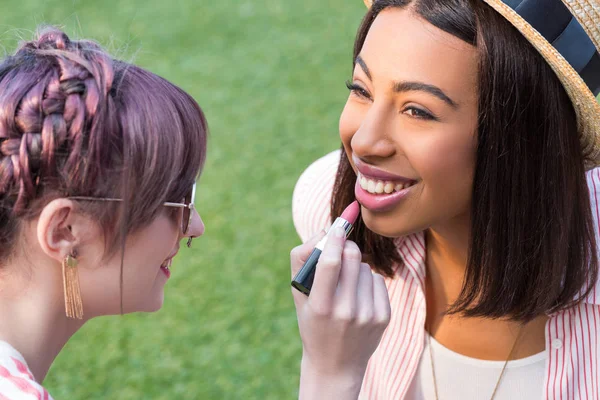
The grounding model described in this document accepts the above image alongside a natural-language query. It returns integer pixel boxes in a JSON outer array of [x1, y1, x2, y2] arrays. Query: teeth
[[358, 173, 414, 195], [360, 176, 368, 190], [367, 180, 376, 193]]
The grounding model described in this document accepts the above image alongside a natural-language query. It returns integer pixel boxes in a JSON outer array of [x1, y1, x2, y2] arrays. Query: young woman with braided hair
[[0, 28, 209, 397]]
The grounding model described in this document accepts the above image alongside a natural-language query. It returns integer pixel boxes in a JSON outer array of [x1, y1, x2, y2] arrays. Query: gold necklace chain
[[427, 324, 524, 400]]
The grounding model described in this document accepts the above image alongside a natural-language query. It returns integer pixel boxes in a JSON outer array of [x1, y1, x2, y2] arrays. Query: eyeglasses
[[68, 182, 197, 247]]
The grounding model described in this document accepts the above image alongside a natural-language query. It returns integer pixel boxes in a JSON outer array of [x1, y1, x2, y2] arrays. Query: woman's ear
[[37, 199, 80, 262]]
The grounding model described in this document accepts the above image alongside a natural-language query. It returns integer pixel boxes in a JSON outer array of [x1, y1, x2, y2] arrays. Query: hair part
[[333, 0, 599, 321]]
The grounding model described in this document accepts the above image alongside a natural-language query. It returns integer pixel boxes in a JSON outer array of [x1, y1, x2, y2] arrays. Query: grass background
[[0, 0, 364, 399], [1, 2, 599, 399]]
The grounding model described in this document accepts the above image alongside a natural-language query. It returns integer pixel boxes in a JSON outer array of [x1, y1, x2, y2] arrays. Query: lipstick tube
[[291, 216, 355, 296]]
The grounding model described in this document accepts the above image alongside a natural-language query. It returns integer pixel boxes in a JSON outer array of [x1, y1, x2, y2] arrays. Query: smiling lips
[[160, 249, 178, 279], [160, 259, 172, 278], [353, 157, 418, 211]]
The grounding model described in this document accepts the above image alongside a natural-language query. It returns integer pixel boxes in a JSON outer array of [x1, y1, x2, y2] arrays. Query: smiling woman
[[342, 10, 479, 240], [291, 0, 600, 399]]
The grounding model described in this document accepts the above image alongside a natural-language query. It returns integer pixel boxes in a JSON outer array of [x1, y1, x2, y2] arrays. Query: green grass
[[1, 2, 599, 399], [0, 1, 363, 399]]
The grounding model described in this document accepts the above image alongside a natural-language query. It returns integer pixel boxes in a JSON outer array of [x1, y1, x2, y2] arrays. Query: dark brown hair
[[332, 0, 599, 320], [0, 27, 207, 263]]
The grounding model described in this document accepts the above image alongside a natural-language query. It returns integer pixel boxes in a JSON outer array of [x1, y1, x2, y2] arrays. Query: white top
[[405, 333, 546, 399], [0, 340, 53, 399]]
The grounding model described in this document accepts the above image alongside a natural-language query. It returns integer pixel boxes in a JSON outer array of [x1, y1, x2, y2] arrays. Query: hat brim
[[483, 0, 600, 170]]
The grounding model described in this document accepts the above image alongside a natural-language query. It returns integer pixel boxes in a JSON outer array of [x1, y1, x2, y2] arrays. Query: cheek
[[133, 215, 179, 269], [339, 100, 363, 149], [78, 214, 180, 317], [120, 215, 179, 308], [411, 127, 477, 214], [416, 131, 476, 180]]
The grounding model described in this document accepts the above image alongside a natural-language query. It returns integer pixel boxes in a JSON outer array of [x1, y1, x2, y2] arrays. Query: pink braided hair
[[0, 28, 115, 213]]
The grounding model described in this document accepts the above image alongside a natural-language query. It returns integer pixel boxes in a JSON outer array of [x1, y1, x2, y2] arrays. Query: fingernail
[[333, 227, 345, 238]]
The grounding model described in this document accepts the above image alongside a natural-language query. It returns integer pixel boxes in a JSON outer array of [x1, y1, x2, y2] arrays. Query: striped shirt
[[292, 150, 600, 400], [0, 341, 52, 400]]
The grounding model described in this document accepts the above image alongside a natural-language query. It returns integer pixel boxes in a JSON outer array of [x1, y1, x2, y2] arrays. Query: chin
[[132, 292, 165, 313], [361, 207, 425, 238], [144, 295, 165, 313]]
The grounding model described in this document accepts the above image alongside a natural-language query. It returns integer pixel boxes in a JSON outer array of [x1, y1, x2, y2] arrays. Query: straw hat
[[362, 0, 600, 169]]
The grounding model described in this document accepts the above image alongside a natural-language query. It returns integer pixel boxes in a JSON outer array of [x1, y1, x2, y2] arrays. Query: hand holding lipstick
[[290, 228, 391, 400]]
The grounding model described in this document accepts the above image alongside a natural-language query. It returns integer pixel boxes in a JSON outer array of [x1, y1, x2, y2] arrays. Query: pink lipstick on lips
[[353, 156, 417, 212], [291, 201, 360, 295], [160, 259, 172, 278], [160, 249, 178, 279]]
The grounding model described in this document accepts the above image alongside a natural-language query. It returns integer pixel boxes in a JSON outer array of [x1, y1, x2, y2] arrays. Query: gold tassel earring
[[62, 250, 83, 319]]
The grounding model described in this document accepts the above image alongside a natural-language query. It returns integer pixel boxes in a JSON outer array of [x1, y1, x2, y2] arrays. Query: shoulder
[[585, 167, 600, 305], [292, 150, 341, 242], [0, 342, 53, 400]]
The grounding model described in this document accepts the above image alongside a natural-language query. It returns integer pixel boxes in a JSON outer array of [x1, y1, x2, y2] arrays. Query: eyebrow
[[355, 55, 459, 109], [394, 81, 459, 109], [355, 55, 372, 80]]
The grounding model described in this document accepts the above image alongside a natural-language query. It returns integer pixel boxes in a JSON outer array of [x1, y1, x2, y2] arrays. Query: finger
[[291, 284, 308, 310], [290, 230, 326, 278], [356, 263, 374, 323], [336, 241, 362, 309], [372, 272, 391, 326], [308, 227, 346, 313]]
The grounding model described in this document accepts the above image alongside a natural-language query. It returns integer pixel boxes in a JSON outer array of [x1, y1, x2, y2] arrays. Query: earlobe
[[37, 199, 78, 262]]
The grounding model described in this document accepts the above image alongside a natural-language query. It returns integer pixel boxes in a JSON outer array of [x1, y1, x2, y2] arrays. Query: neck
[[423, 213, 549, 360], [0, 259, 85, 382], [425, 213, 471, 311]]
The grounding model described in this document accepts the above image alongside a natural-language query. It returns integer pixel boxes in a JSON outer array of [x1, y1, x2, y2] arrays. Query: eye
[[345, 80, 372, 101], [402, 106, 437, 121]]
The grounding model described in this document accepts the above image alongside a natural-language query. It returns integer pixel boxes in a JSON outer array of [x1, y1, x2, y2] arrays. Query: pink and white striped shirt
[[0, 341, 52, 400], [292, 150, 600, 400]]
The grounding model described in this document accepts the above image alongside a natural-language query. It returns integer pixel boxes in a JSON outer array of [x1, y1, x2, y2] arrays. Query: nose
[[181, 209, 205, 248], [350, 104, 396, 159], [187, 209, 205, 238]]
